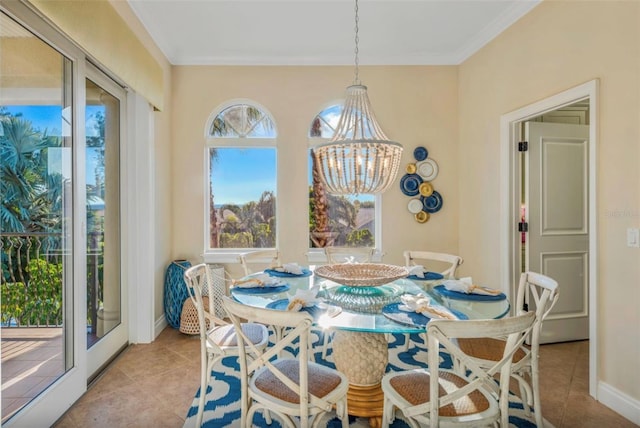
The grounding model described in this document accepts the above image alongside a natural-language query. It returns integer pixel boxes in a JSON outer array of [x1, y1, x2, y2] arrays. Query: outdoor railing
[[1, 232, 102, 329]]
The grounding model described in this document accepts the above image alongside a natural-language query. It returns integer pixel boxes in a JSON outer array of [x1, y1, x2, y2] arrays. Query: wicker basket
[[179, 296, 210, 335], [314, 263, 408, 287]]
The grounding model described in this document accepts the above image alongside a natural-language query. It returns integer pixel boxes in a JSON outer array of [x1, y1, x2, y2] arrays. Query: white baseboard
[[598, 380, 640, 425], [154, 315, 168, 339]]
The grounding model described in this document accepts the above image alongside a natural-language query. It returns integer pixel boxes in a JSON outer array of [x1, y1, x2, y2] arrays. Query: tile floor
[[30, 328, 639, 427]]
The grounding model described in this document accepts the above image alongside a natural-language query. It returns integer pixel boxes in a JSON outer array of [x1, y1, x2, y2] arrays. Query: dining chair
[[324, 246, 374, 264], [184, 264, 270, 427], [239, 249, 281, 276], [401, 250, 464, 351], [222, 296, 350, 428], [381, 311, 536, 428], [403, 250, 463, 279], [456, 271, 559, 427]]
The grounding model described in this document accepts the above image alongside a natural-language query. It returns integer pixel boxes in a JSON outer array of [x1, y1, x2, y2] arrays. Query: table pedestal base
[[346, 383, 384, 428], [331, 330, 388, 427]]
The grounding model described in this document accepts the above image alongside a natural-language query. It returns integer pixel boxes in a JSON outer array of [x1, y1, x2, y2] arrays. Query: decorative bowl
[[314, 263, 409, 287]]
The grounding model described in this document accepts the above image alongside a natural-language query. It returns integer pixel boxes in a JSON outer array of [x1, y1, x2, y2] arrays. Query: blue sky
[[4, 105, 104, 185]]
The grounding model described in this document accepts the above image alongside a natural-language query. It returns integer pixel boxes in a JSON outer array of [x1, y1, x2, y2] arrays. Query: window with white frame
[[205, 101, 277, 251], [308, 104, 380, 250]]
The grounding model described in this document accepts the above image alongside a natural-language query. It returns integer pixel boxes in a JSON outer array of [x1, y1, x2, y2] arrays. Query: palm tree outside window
[[205, 102, 277, 250]]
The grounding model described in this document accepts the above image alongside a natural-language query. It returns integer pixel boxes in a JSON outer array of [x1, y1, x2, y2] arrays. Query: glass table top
[[230, 269, 511, 334]]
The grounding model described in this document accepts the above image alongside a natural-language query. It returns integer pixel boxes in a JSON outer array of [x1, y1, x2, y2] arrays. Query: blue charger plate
[[407, 272, 444, 281], [264, 268, 312, 278], [231, 284, 290, 295], [382, 302, 468, 328], [433, 284, 506, 301]]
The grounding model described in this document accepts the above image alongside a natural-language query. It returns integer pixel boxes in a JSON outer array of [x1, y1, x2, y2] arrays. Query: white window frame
[[306, 102, 384, 264], [202, 99, 278, 264]]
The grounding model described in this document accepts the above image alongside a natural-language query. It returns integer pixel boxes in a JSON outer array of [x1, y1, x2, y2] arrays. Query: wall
[[459, 0, 640, 410], [170, 66, 459, 270]]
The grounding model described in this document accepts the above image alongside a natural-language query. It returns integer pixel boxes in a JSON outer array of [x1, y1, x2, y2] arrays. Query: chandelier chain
[[353, 0, 360, 85]]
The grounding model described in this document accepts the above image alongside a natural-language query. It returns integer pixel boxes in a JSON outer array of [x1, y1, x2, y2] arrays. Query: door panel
[[85, 66, 128, 378], [525, 121, 589, 343]]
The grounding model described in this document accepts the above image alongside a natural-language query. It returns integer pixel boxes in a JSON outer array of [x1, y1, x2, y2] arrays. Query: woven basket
[[314, 263, 408, 287], [179, 296, 210, 335]]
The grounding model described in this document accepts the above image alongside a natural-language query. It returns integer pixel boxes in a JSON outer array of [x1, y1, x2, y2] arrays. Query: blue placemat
[[264, 268, 312, 278], [266, 299, 323, 318], [230, 284, 290, 295], [407, 271, 444, 281], [433, 284, 506, 301], [382, 302, 468, 328]]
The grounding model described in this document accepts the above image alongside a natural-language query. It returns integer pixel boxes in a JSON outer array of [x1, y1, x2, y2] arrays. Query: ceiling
[[127, 0, 540, 66]]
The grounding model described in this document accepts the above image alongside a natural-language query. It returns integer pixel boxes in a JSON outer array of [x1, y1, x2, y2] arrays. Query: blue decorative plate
[[264, 268, 312, 278], [266, 298, 323, 318], [422, 191, 443, 213], [407, 272, 444, 281], [231, 284, 290, 295], [382, 302, 468, 328], [413, 146, 429, 161], [433, 285, 506, 301], [400, 174, 423, 197]]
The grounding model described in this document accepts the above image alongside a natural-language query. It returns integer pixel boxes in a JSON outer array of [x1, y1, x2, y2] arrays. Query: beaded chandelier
[[314, 0, 403, 195]]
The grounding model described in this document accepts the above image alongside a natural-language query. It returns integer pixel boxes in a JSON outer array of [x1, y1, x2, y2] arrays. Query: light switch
[[627, 228, 640, 248]]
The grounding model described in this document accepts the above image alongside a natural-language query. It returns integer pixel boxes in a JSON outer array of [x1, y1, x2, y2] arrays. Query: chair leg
[[402, 333, 410, 352], [532, 352, 544, 427], [321, 329, 331, 359], [196, 351, 209, 427]]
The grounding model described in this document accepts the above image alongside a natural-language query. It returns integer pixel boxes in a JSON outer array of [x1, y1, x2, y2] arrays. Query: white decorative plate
[[416, 159, 439, 181], [407, 198, 423, 214]]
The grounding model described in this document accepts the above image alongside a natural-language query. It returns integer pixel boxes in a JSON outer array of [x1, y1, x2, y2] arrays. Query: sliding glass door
[[0, 4, 128, 424], [85, 66, 128, 378]]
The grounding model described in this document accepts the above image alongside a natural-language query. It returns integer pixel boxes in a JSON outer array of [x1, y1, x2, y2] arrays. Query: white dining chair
[[456, 271, 559, 427], [184, 264, 270, 427], [222, 296, 350, 428], [324, 246, 374, 264], [403, 250, 463, 279], [381, 312, 536, 428], [239, 249, 281, 276], [401, 250, 464, 351]]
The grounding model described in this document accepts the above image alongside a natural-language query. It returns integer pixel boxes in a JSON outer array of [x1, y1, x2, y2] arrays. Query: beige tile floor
[[42, 329, 638, 427]]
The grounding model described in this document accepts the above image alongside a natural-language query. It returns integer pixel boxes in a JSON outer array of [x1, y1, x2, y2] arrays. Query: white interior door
[[523, 121, 590, 344]]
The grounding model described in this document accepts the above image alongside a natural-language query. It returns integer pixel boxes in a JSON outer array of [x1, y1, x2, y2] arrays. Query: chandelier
[[314, 0, 403, 195]]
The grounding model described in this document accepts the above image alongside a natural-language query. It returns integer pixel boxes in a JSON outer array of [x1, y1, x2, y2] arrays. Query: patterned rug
[[183, 332, 550, 427]]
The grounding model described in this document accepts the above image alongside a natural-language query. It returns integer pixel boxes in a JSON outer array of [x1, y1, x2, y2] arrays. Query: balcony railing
[[1, 232, 102, 330]]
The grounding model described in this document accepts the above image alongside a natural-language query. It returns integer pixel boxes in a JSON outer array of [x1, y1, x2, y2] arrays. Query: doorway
[[500, 80, 598, 398]]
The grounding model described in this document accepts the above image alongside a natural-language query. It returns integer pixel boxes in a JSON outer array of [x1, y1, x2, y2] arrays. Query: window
[[308, 105, 380, 252], [205, 101, 277, 252]]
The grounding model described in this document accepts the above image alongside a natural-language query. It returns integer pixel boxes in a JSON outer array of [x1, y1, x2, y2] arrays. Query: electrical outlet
[[627, 228, 640, 248]]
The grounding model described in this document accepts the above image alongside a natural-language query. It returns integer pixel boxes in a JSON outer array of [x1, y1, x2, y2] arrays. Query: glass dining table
[[230, 267, 510, 428]]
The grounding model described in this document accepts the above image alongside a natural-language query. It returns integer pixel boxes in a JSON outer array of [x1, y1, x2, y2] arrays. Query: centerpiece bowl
[[315, 264, 409, 313], [314, 263, 409, 287]]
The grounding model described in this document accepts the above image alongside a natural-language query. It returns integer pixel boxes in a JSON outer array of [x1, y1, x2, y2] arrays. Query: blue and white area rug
[[184, 332, 549, 427]]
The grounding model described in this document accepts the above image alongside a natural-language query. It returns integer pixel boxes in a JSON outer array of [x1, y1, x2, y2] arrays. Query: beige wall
[[171, 66, 459, 270], [459, 0, 640, 402]]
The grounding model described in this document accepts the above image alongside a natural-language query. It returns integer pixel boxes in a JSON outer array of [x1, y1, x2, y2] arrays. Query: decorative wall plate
[[413, 146, 429, 161], [407, 198, 423, 214], [419, 182, 433, 197], [422, 191, 443, 213], [400, 174, 423, 196], [405, 163, 417, 174], [415, 211, 430, 223], [416, 159, 438, 181]]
